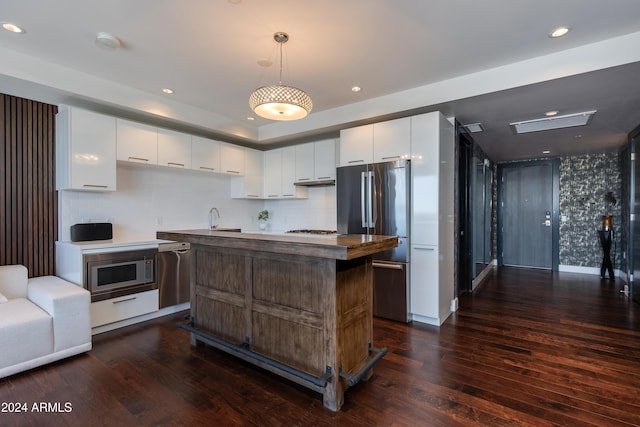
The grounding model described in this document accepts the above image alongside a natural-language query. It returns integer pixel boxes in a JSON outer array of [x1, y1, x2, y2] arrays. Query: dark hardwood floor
[[2, 267, 640, 426]]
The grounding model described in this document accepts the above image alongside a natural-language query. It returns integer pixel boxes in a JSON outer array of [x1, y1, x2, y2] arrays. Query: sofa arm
[[0, 264, 29, 299], [27, 276, 91, 352]]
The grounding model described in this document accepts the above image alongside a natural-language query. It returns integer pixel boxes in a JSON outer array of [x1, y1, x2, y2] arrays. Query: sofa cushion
[[0, 298, 53, 369], [0, 265, 28, 299], [28, 276, 91, 352]]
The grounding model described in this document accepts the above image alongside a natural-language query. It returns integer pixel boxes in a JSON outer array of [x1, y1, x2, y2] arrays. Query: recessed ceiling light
[[2, 22, 24, 33], [351, 86, 362, 92], [247, 117, 255, 121], [549, 26, 570, 38], [545, 110, 559, 117], [162, 88, 174, 94], [542, 150, 551, 154]]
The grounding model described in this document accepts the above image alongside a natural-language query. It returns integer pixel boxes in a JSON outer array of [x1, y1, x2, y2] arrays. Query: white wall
[[58, 163, 338, 241]]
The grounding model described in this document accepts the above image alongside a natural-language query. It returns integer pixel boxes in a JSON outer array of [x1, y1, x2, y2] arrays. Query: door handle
[[372, 262, 404, 270], [361, 171, 367, 228], [369, 171, 376, 228]]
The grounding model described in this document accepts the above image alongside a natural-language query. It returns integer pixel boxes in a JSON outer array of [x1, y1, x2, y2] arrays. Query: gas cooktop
[[286, 229, 337, 235]]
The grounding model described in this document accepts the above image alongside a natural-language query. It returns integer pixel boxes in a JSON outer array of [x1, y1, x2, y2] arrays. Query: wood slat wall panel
[[0, 93, 57, 276]]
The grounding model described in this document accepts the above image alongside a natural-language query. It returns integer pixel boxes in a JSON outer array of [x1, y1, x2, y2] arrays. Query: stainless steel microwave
[[84, 249, 157, 302]]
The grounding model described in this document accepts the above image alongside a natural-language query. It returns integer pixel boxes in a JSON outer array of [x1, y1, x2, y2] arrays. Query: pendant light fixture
[[249, 32, 312, 121]]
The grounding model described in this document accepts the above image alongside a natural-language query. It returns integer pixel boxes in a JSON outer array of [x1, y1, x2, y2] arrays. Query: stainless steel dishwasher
[[158, 241, 191, 308]]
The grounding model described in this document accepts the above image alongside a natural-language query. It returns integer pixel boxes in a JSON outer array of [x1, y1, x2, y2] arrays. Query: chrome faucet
[[209, 207, 220, 230]]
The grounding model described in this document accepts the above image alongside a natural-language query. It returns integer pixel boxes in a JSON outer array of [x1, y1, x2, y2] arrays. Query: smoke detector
[[95, 32, 121, 49]]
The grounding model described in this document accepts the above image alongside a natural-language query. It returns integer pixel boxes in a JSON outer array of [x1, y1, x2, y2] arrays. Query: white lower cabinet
[[90, 290, 159, 328], [410, 245, 439, 320]]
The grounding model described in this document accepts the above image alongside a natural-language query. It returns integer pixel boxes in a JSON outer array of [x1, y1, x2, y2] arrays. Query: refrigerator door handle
[[365, 171, 373, 229], [361, 171, 367, 228], [369, 170, 376, 228]]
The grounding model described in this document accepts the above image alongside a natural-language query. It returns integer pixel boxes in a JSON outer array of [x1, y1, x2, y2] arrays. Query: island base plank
[[188, 244, 378, 411]]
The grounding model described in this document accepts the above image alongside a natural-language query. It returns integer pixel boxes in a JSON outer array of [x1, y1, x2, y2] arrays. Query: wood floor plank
[[1, 267, 640, 426]]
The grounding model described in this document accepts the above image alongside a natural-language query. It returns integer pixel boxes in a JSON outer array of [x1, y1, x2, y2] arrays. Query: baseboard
[[558, 265, 622, 278]]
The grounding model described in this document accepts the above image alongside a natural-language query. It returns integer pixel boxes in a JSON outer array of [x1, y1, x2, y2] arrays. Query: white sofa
[[0, 265, 91, 379]]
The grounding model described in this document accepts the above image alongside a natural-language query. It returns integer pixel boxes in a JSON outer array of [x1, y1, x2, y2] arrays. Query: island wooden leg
[[322, 372, 345, 411]]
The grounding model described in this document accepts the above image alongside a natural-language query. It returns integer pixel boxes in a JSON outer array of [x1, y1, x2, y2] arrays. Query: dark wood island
[[156, 229, 398, 411]]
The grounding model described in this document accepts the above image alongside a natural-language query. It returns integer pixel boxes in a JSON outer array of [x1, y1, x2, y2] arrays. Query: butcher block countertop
[[156, 229, 398, 260]]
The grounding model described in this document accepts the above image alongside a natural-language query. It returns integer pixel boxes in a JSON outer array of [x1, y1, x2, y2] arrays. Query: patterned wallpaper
[[559, 152, 624, 270]]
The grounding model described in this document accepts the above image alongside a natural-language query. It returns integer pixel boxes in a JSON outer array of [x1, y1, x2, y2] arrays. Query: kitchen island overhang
[[157, 229, 398, 411]]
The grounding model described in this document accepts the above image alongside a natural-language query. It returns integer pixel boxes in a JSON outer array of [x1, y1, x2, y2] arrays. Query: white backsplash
[[58, 163, 337, 241], [264, 186, 337, 232]]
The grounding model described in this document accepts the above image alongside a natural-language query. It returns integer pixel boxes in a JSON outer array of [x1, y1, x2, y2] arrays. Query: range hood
[[294, 179, 335, 187]]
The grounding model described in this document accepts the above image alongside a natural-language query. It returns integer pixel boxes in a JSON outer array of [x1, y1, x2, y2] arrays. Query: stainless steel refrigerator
[[337, 159, 410, 322]]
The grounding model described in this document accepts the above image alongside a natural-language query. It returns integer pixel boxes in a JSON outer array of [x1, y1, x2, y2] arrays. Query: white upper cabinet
[[264, 149, 283, 198], [339, 118, 411, 166], [313, 139, 336, 180], [191, 136, 221, 173], [157, 128, 191, 169], [373, 117, 411, 163], [281, 146, 307, 198], [339, 124, 373, 166], [230, 148, 263, 198], [220, 143, 245, 175], [264, 147, 307, 199], [56, 106, 116, 191], [296, 139, 336, 182], [116, 119, 158, 164], [294, 143, 314, 182]]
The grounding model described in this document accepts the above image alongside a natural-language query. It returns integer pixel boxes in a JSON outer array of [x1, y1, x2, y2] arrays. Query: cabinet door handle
[[372, 262, 404, 270], [113, 297, 137, 304], [316, 176, 332, 180], [199, 166, 216, 171], [282, 194, 294, 197], [83, 184, 108, 189], [246, 194, 260, 198], [128, 156, 149, 162], [168, 162, 185, 167], [382, 155, 400, 160], [226, 170, 240, 174], [297, 178, 310, 181], [413, 247, 435, 251], [268, 194, 279, 198], [348, 160, 365, 164]]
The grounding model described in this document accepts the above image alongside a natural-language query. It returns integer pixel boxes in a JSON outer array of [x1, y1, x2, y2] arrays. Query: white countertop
[[56, 238, 174, 252]]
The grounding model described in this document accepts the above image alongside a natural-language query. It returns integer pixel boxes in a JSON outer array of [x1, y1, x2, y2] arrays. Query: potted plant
[[258, 210, 269, 230]]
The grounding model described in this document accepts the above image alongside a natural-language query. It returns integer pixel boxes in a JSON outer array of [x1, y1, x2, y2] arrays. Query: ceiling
[[2, 0, 640, 162]]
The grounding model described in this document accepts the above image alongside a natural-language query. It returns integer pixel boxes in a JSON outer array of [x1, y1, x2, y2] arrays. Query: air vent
[[510, 110, 596, 134], [462, 122, 484, 133]]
